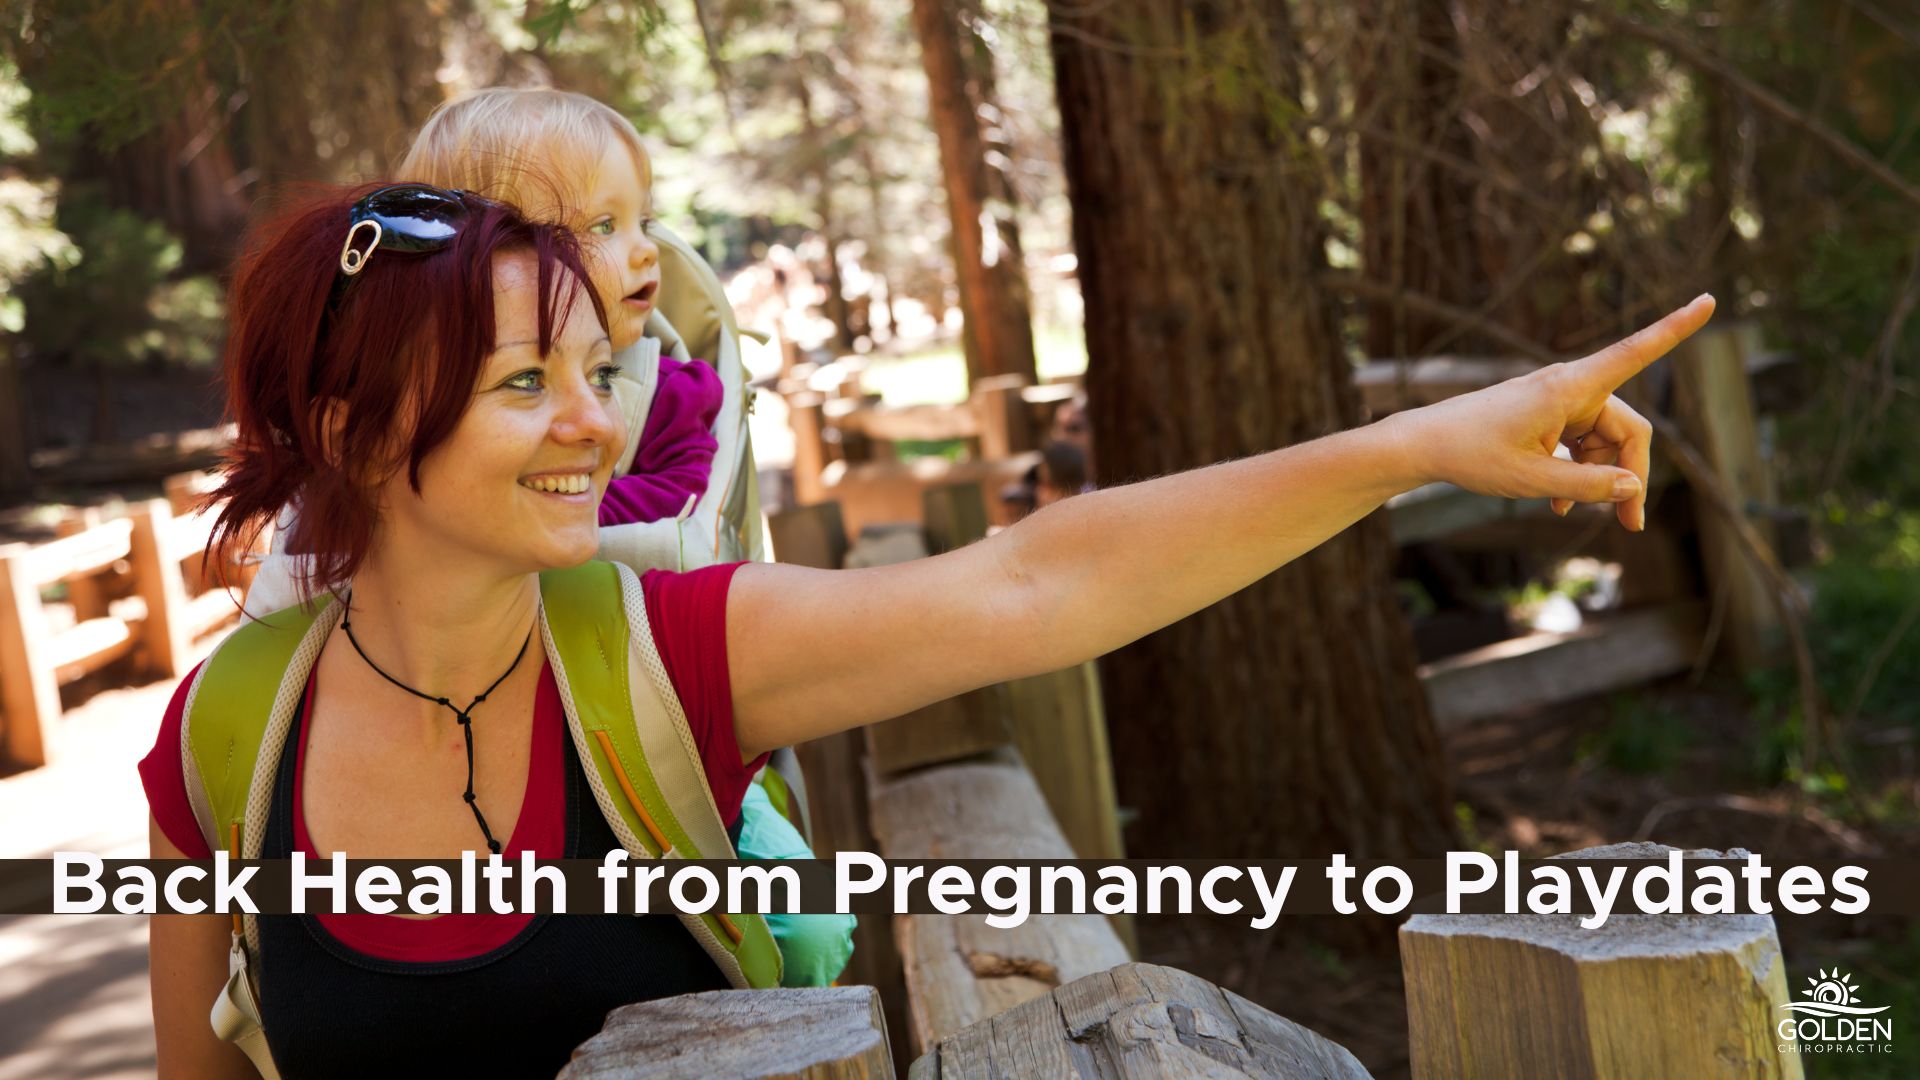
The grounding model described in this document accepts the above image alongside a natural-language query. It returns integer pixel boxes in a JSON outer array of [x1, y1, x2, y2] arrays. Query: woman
[[144, 182, 1711, 1077]]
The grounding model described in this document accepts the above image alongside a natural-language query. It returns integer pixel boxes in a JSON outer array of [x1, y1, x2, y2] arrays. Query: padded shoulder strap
[[182, 596, 337, 864], [539, 561, 782, 990]]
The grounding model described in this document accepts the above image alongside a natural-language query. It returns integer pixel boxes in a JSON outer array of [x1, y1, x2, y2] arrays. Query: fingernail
[[1612, 475, 1642, 499], [1692, 292, 1713, 308]]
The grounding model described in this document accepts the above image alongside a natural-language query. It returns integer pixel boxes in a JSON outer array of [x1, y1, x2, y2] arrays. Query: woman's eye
[[591, 362, 624, 391], [505, 370, 543, 392]]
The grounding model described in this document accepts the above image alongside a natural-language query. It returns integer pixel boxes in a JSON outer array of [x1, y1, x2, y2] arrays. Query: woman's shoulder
[[138, 660, 213, 858]]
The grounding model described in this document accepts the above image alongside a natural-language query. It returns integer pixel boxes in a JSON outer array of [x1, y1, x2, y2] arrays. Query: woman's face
[[377, 251, 623, 576], [576, 141, 660, 351]]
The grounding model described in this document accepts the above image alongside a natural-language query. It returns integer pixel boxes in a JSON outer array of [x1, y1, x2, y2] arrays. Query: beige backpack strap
[[539, 561, 782, 989], [183, 595, 341, 1078]]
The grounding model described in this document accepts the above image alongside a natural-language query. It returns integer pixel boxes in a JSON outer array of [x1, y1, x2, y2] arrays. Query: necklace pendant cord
[[339, 595, 532, 856]]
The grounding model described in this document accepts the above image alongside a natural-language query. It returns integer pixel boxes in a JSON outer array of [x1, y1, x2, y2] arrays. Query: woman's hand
[[1383, 294, 1716, 532]]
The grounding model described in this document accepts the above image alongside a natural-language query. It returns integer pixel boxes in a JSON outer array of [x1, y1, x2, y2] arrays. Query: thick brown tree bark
[[1353, 0, 1486, 359], [0, 350, 29, 502], [1044, 0, 1456, 860], [911, 0, 1038, 387]]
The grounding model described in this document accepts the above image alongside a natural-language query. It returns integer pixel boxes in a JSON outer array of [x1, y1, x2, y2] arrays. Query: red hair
[[209, 183, 605, 597]]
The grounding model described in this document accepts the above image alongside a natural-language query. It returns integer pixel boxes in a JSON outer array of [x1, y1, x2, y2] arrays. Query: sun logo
[[1807, 969, 1861, 1006], [1780, 967, 1889, 1017]]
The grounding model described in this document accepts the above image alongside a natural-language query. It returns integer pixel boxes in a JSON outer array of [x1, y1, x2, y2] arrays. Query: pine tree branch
[[1584, 2, 1920, 210]]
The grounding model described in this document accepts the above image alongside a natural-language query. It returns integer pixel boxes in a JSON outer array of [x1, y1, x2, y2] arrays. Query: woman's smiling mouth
[[520, 472, 593, 495]]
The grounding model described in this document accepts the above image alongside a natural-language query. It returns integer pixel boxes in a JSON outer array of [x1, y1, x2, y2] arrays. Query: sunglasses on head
[[338, 184, 493, 276]]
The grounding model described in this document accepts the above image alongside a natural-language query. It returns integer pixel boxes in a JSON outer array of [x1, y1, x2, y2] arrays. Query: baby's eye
[[590, 362, 624, 391], [640, 215, 657, 234], [505, 369, 543, 392], [588, 218, 615, 237]]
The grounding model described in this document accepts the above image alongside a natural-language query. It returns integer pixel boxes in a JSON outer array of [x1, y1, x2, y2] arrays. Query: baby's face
[[576, 142, 661, 350]]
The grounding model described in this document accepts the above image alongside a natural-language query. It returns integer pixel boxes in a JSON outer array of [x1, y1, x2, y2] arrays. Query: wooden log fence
[[564, 842, 1807, 1078], [0, 475, 247, 768], [870, 750, 1132, 1054]]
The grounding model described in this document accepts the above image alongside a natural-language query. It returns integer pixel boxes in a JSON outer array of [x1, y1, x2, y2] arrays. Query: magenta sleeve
[[599, 356, 723, 526], [136, 662, 215, 858], [639, 561, 763, 827]]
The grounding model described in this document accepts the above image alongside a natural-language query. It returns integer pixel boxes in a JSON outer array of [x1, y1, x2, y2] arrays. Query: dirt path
[[0, 641, 215, 1079]]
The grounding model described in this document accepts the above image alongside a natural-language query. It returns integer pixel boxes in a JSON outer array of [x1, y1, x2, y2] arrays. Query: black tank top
[[255, 694, 729, 1077]]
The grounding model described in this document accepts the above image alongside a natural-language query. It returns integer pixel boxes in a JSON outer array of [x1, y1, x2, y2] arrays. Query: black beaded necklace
[[339, 595, 532, 855]]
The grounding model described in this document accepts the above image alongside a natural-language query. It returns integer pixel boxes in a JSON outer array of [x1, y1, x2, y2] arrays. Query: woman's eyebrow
[[490, 335, 612, 357]]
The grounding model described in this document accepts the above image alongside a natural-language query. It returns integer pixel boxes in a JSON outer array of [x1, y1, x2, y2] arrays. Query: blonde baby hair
[[397, 87, 651, 221]]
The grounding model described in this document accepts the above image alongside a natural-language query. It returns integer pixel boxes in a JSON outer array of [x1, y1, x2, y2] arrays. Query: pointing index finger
[[1579, 293, 1717, 391]]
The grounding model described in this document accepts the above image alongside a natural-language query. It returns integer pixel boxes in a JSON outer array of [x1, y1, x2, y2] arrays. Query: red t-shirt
[[137, 563, 758, 961]]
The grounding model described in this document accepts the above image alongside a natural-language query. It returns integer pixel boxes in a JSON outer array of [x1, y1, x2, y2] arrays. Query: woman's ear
[[313, 396, 393, 488], [313, 397, 351, 472]]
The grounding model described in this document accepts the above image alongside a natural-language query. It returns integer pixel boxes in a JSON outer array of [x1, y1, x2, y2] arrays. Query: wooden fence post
[[128, 499, 191, 679], [1007, 662, 1126, 866], [0, 545, 59, 767], [767, 496, 913, 1075], [869, 749, 1132, 1054], [1400, 842, 1801, 1079], [908, 962, 1371, 1078], [768, 501, 851, 573], [788, 392, 831, 508], [56, 509, 108, 622], [1670, 323, 1782, 671], [921, 482, 988, 556], [562, 986, 894, 1078], [971, 373, 1035, 460]]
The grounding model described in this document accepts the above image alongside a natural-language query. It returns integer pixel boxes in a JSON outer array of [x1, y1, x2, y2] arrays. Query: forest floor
[[1135, 671, 1920, 1080]]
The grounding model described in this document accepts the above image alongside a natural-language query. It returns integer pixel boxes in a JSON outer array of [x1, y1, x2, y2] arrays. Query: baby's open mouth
[[624, 281, 658, 305]]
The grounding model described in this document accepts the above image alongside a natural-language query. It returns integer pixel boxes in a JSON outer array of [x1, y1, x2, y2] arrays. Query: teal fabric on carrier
[[735, 782, 857, 987]]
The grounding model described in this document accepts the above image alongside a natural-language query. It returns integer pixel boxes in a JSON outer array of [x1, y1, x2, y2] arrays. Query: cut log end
[[912, 961, 1372, 1079], [1401, 842, 1803, 1080], [561, 986, 894, 1080]]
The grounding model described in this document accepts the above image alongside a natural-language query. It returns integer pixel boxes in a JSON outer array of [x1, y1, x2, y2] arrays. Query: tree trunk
[[1044, 0, 1456, 861], [1354, 0, 1486, 360], [795, 75, 856, 354], [911, 0, 1038, 386], [0, 349, 30, 503]]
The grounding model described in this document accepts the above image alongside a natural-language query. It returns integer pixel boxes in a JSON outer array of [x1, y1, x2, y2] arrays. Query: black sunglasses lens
[[352, 185, 470, 254]]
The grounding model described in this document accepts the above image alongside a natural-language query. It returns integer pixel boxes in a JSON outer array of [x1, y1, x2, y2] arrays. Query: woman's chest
[[298, 675, 541, 860]]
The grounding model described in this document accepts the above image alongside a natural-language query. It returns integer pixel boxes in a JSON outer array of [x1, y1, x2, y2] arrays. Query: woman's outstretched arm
[[728, 296, 1714, 758]]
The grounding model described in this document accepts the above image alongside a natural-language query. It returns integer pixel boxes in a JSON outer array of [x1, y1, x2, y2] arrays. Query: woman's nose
[[551, 373, 622, 450]]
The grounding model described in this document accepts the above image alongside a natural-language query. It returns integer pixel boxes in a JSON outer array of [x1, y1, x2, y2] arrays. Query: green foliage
[[1577, 695, 1692, 776], [5, 0, 298, 152], [1744, 504, 1920, 795], [11, 186, 222, 367], [893, 438, 968, 463], [1452, 801, 1496, 856]]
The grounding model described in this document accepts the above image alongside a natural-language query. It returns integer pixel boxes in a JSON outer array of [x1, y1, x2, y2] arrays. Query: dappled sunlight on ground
[[0, 639, 215, 1078]]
